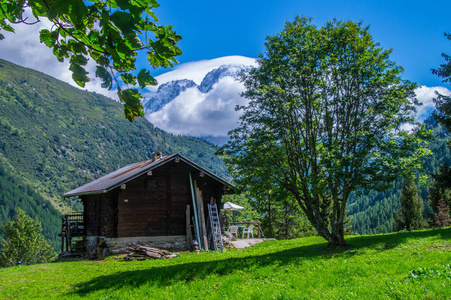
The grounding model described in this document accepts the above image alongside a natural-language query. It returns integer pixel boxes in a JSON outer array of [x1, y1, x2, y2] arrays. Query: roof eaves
[[64, 189, 108, 198]]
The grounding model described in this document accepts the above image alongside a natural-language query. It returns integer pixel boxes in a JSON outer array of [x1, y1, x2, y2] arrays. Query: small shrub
[[0, 208, 56, 267]]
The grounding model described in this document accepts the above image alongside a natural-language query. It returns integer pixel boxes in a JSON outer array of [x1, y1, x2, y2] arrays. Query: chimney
[[151, 151, 162, 162]]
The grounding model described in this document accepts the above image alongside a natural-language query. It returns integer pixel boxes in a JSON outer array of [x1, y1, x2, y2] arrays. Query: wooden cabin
[[62, 152, 232, 252]]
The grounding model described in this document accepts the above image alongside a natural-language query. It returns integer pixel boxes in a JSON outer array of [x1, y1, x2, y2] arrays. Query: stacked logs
[[124, 245, 179, 261]]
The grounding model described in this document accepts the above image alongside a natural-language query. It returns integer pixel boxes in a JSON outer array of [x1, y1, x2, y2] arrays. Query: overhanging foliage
[[0, 0, 182, 121]]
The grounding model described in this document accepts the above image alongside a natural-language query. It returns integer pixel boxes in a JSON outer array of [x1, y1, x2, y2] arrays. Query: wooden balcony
[[59, 213, 85, 252]]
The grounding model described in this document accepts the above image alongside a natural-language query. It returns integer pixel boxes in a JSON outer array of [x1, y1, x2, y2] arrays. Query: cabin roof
[[64, 153, 231, 197]]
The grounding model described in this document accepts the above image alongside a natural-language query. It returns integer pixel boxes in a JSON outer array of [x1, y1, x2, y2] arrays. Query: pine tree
[[0, 208, 56, 267], [395, 174, 426, 231], [434, 197, 451, 227], [428, 166, 451, 226]]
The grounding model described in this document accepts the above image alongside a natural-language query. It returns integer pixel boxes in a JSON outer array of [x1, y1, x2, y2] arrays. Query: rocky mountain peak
[[143, 79, 196, 113], [198, 64, 251, 93], [143, 64, 252, 114]]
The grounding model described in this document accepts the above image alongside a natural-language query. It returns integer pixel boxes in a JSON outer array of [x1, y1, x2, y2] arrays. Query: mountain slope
[[0, 59, 228, 215], [347, 115, 451, 234], [0, 164, 60, 247]]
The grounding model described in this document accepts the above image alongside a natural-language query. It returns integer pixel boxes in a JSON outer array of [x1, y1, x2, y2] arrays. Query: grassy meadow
[[1, 228, 450, 299]]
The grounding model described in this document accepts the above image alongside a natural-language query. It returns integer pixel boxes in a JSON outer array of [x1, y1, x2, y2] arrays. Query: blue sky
[[148, 0, 451, 87], [1, 1, 449, 89]]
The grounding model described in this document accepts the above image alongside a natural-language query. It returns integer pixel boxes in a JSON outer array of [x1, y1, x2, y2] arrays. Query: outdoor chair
[[242, 224, 254, 239], [227, 225, 239, 239]]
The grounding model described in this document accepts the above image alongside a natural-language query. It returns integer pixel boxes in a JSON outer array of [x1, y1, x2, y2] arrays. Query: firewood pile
[[124, 245, 179, 261]]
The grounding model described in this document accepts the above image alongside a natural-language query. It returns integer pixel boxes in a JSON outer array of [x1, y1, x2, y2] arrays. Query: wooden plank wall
[[83, 192, 118, 238], [82, 196, 97, 236], [116, 163, 192, 237], [168, 168, 192, 235], [117, 170, 167, 237]]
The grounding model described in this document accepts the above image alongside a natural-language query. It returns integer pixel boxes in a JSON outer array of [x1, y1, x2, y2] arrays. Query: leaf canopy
[[0, 0, 182, 121]]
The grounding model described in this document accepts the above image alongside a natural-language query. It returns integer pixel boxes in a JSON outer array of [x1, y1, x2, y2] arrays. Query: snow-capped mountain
[[142, 61, 256, 145], [143, 64, 252, 114], [143, 79, 197, 113], [198, 64, 251, 93]]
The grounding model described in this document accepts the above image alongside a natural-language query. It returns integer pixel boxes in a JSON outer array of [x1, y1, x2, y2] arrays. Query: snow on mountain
[[143, 63, 253, 114], [143, 60, 256, 143], [151, 56, 258, 86], [142, 79, 197, 113], [198, 64, 252, 93]]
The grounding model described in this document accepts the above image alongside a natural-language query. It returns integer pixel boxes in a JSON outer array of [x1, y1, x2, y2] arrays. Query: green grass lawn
[[1, 228, 450, 299]]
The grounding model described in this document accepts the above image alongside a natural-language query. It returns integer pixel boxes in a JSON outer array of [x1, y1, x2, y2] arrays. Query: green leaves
[[137, 69, 157, 88], [118, 88, 144, 122], [0, 0, 182, 121], [95, 66, 113, 89], [0, 208, 56, 267], [69, 54, 89, 87], [409, 265, 451, 281]]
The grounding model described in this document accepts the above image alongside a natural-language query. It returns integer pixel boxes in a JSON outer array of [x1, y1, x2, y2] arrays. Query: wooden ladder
[[208, 204, 223, 250]]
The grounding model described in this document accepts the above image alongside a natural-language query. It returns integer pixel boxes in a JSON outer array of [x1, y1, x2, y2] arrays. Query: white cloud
[[0, 13, 119, 100], [0, 19, 257, 103], [415, 85, 451, 121], [146, 76, 247, 137], [0, 16, 71, 80], [152, 56, 258, 87]]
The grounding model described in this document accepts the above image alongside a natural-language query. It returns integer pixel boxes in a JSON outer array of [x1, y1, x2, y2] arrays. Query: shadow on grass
[[68, 227, 450, 297], [346, 227, 451, 249]]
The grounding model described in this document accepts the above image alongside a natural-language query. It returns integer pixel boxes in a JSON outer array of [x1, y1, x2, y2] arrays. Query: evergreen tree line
[[348, 114, 451, 234], [0, 164, 60, 249]]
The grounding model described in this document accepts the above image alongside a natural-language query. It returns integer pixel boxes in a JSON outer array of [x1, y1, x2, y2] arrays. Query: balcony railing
[[60, 213, 85, 252]]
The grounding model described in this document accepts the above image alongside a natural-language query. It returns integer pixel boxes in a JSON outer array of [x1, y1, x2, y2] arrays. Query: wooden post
[[258, 222, 261, 239], [61, 216, 65, 252], [65, 215, 72, 252], [189, 173, 201, 249], [194, 180, 208, 251], [186, 205, 192, 249]]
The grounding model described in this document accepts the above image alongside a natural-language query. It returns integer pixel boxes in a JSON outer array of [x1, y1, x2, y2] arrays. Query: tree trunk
[[298, 199, 348, 247], [330, 221, 347, 247], [268, 199, 273, 238]]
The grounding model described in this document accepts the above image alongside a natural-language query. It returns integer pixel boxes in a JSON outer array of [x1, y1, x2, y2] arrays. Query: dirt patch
[[427, 244, 451, 252]]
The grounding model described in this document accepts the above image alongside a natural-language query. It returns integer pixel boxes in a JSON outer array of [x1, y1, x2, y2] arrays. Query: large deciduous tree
[[220, 17, 430, 246], [0, 0, 182, 121]]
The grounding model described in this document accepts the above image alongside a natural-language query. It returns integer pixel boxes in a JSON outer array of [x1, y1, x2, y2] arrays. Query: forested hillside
[[0, 164, 60, 247], [348, 115, 451, 234], [0, 59, 227, 244]]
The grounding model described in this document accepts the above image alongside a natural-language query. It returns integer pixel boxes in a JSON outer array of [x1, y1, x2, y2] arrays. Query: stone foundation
[[86, 235, 187, 255]]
